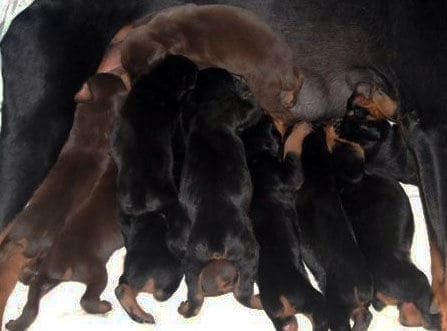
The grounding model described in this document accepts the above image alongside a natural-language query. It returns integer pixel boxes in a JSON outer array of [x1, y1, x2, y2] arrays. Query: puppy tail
[[115, 283, 155, 324]]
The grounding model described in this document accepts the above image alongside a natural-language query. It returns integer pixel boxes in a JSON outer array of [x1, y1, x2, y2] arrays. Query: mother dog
[[1, 0, 447, 328]]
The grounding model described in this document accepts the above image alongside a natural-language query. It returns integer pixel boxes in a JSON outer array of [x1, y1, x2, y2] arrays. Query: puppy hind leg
[[79, 262, 112, 314], [115, 282, 155, 324], [178, 261, 205, 318], [351, 306, 373, 331], [5, 275, 59, 331], [271, 315, 299, 331], [231, 258, 262, 310]]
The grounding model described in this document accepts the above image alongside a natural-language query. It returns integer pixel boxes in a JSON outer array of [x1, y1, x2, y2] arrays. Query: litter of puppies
[[0, 4, 440, 331]]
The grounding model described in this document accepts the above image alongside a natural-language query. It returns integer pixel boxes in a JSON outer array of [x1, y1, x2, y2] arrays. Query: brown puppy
[[0, 74, 127, 328], [6, 160, 123, 331], [121, 4, 303, 122]]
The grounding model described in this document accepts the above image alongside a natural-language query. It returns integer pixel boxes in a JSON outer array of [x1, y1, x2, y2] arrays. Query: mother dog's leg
[[406, 121, 447, 330], [0, 0, 144, 230]]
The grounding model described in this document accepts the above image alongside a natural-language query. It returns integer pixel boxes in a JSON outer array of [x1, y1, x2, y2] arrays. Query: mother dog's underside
[[1, 0, 447, 328]]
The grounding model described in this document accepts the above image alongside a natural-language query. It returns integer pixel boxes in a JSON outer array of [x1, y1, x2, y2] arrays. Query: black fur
[[243, 117, 328, 331], [295, 129, 374, 331], [334, 110, 440, 330], [112, 56, 197, 323], [177, 68, 262, 317]]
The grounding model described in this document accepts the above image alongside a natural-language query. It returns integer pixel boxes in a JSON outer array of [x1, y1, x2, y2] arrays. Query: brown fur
[[121, 4, 303, 122], [1, 74, 127, 331], [430, 240, 447, 330], [325, 124, 365, 158], [284, 122, 313, 158], [352, 83, 398, 120]]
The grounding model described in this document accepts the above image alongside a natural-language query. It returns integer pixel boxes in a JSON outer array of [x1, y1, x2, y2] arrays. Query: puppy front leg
[[178, 260, 205, 318], [6, 275, 59, 331]]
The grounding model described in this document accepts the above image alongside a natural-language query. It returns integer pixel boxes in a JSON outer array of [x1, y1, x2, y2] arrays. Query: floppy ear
[[352, 83, 398, 120], [74, 82, 93, 103]]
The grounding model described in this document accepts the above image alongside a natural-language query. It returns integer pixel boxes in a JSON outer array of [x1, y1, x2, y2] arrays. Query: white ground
[[1, 185, 430, 331]]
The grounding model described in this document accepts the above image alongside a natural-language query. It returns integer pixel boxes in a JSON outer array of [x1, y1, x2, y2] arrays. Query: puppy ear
[[352, 83, 398, 120], [74, 82, 94, 103]]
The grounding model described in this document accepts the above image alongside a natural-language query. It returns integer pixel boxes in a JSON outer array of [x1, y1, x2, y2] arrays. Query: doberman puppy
[[243, 117, 328, 331], [0, 73, 127, 327], [294, 127, 374, 331], [177, 68, 262, 318], [332, 100, 440, 329], [335, 78, 417, 185], [6, 159, 123, 331], [121, 4, 303, 122], [111, 56, 197, 324]]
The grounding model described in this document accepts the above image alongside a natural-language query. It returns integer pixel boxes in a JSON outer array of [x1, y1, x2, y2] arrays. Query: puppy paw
[[178, 301, 201, 318], [81, 299, 112, 314], [5, 319, 26, 331]]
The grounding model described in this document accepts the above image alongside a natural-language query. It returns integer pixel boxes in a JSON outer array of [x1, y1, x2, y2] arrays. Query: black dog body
[[334, 105, 440, 329], [243, 117, 328, 331], [112, 56, 197, 324], [177, 68, 262, 317], [295, 129, 373, 331]]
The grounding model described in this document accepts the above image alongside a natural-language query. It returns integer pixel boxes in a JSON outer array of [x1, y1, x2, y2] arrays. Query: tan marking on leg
[[274, 120, 288, 139], [376, 292, 399, 306], [115, 284, 155, 323], [399, 302, 424, 327], [142, 278, 155, 294], [284, 121, 313, 159], [278, 295, 297, 318], [325, 125, 365, 159], [429, 240, 447, 330]]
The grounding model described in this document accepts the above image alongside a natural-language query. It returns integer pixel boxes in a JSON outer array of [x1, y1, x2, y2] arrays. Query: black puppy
[[294, 127, 374, 331], [335, 82, 417, 185], [177, 68, 262, 318], [333, 105, 440, 329], [112, 56, 197, 323], [243, 117, 328, 331]]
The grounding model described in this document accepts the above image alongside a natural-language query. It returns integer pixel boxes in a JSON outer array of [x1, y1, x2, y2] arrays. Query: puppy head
[[150, 55, 198, 100], [325, 125, 365, 184], [74, 73, 127, 115], [336, 98, 392, 154], [182, 68, 262, 131]]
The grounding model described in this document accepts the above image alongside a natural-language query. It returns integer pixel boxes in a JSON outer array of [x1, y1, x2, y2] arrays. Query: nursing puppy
[[112, 56, 197, 324], [0, 74, 127, 327], [243, 118, 328, 331], [336, 79, 417, 184], [6, 159, 123, 331], [121, 4, 303, 122], [177, 68, 262, 318], [294, 127, 373, 331], [333, 107, 440, 329]]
